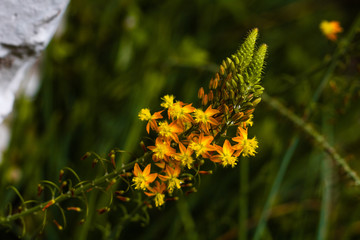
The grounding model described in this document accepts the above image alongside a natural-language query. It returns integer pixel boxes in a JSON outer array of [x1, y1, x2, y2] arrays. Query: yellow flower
[[161, 95, 175, 109], [168, 101, 195, 125], [145, 181, 167, 207], [320, 20, 343, 41], [138, 108, 163, 133], [132, 163, 158, 190], [159, 165, 182, 194], [174, 142, 194, 169], [232, 127, 258, 157], [211, 140, 237, 167], [189, 133, 215, 158], [147, 137, 176, 161], [193, 105, 220, 133], [158, 121, 183, 143]]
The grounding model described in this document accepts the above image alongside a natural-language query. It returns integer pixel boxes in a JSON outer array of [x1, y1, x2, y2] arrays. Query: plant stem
[[0, 152, 151, 225], [239, 157, 249, 240], [262, 93, 360, 185]]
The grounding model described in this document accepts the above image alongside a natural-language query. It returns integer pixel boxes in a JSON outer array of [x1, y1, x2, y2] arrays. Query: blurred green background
[[1, 0, 360, 239]]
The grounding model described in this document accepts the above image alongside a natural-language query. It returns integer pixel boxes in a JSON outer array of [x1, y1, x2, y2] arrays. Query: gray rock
[[0, 0, 70, 123]]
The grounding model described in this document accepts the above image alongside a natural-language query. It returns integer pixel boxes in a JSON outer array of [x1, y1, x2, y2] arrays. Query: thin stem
[[262, 93, 360, 185], [253, 136, 300, 240], [317, 112, 333, 240], [253, 14, 360, 239], [0, 152, 151, 225], [239, 157, 249, 240]]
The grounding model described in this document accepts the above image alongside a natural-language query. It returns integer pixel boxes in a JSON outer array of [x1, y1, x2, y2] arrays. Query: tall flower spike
[[199, 28, 267, 129]]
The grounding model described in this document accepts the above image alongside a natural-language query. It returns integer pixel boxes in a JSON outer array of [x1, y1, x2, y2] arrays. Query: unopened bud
[[140, 141, 147, 153], [37, 184, 44, 196], [115, 190, 125, 195], [185, 188, 197, 196], [53, 219, 63, 230], [198, 87, 205, 99], [92, 159, 98, 168], [109, 150, 116, 168], [67, 207, 82, 212], [59, 169, 64, 183], [198, 170, 213, 175], [166, 197, 179, 202], [202, 94, 208, 106], [96, 207, 110, 214], [60, 181, 67, 190], [42, 199, 55, 211], [181, 183, 193, 188], [116, 196, 131, 202], [81, 152, 91, 161]]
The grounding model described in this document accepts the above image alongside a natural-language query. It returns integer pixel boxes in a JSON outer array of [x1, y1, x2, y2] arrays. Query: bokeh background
[[1, 0, 360, 239]]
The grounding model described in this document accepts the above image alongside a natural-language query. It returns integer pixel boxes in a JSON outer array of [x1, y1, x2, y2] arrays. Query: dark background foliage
[[1, 0, 360, 239]]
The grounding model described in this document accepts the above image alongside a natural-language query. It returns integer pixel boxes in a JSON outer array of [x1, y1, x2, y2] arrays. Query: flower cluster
[[320, 20, 343, 41], [133, 28, 266, 207]]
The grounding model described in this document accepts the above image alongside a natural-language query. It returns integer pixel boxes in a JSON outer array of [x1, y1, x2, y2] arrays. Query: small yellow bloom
[[145, 181, 167, 207], [193, 105, 219, 133], [212, 140, 238, 167], [147, 137, 176, 161], [132, 163, 158, 190], [138, 108, 152, 121], [138, 108, 163, 133], [159, 165, 182, 194], [168, 102, 195, 124], [320, 20, 343, 41], [174, 142, 194, 169], [161, 95, 175, 109], [232, 127, 258, 157], [189, 133, 215, 158], [158, 121, 183, 143]]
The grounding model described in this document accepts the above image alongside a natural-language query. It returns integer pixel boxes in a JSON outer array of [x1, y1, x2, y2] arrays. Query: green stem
[[262, 93, 360, 185], [317, 112, 333, 240], [239, 157, 249, 240], [0, 152, 151, 225], [253, 14, 360, 239], [253, 136, 300, 240]]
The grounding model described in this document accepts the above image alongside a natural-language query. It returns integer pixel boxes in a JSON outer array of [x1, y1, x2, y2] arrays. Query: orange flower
[[189, 133, 215, 158], [145, 181, 167, 207], [211, 140, 237, 167], [159, 165, 182, 194], [147, 137, 176, 161], [132, 163, 158, 190], [193, 105, 220, 133], [320, 20, 343, 41], [168, 101, 195, 125], [232, 127, 258, 157], [173, 142, 194, 169], [138, 108, 163, 134], [158, 121, 183, 143]]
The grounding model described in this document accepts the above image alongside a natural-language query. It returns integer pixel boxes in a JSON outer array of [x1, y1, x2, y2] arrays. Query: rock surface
[[0, 0, 70, 123]]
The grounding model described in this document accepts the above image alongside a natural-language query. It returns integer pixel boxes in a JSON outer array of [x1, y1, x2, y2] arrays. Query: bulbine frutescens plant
[[0, 29, 267, 236]]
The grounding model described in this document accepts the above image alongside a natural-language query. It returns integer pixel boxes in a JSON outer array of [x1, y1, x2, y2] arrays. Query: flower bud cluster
[[134, 29, 266, 207]]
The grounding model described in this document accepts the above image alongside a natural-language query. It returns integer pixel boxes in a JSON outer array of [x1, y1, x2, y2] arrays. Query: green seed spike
[[247, 44, 267, 84], [236, 28, 258, 73]]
